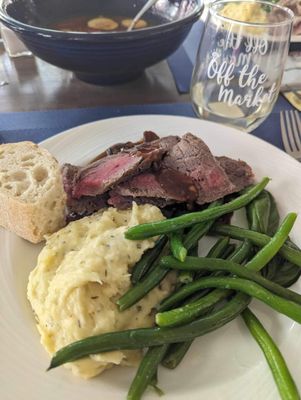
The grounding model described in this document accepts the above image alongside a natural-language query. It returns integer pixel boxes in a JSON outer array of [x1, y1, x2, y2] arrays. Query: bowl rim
[[0, 0, 204, 40]]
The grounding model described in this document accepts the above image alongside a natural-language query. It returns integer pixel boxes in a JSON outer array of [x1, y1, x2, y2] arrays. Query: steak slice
[[216, 156, 254, 191], [63, 135, 180, 199], [108, 193, 174, 210], [109, 169, 198, 204], [62, 164, 107, 221], [66, 195, 108, 222], [61, 163, 78, 199], [150, 135, 180, 153], [104, 131, 161, 154], [90, 131, 160, 163], [162, 133, 236, 205], [72, 152, 151, 198]]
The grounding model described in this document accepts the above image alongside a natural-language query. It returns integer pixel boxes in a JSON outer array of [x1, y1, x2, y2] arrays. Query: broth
[[51, 15, 154, 32]]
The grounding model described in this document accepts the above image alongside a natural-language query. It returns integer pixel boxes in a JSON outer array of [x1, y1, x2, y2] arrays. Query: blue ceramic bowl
[[0, 0, 203, 84]]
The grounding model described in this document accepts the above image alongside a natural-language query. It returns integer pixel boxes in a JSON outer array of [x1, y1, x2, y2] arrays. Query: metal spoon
[[127, 0, 159, 31]]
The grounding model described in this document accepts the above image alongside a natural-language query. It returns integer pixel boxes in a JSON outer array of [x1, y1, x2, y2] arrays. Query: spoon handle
[[127, 0, 159, 31]]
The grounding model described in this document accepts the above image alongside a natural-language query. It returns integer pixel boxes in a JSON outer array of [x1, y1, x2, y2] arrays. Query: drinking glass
[[191, 0, 294, 132]]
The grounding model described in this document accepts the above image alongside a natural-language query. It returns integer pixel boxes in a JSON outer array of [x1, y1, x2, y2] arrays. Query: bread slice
[[0, 141, 66, 243]]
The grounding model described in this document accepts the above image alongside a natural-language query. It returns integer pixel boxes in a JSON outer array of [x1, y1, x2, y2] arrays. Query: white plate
[[1, 115, 301, 400]]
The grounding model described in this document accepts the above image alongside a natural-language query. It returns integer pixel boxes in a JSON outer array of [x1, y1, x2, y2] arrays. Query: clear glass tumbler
[[191, 0, 294, 132]]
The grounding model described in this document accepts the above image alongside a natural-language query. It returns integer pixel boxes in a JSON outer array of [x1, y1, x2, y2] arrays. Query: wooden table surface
[[0, 43, 189, 113]]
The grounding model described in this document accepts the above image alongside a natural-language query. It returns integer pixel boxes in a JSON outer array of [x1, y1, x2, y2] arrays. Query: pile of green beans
[[48, 179, 301, 400]]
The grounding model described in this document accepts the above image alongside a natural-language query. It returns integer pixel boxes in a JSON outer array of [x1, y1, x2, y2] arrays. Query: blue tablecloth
[[0, 98, 295, 151], [167, 21, 203, 94]]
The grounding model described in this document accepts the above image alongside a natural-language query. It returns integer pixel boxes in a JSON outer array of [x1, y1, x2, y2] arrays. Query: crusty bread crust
[[0, 141, 66, 243]]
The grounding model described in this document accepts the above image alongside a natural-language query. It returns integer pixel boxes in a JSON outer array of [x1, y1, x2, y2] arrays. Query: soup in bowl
[[0, 0, 203, 84]]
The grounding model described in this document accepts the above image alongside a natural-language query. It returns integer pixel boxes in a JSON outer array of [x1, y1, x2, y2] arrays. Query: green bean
[[117, 246, 169, 311], [183, 200, 223, 251], [244, 213, 297, 271], [161, 237, 231, 368], [221, 243, 236, 259], [173, 201, 222, 285], [125, 178, 270, 240], [195, 236, 230, 279], [247, 190, 272, 233], [178, 246, 198, 284], [178, 235, 229, 284], [213, 224, 301, 268], [161, 341, 193, 369], [208, 237, 231, 259], [242, 308, 300, 400], [48, 292, 250, 370], [149, 374, 164, 397], [127, 344, 168, 400], [156, 276, 301, 326], [178, 203, 221, 285], [183, 221, 214, 252], [160, 256, 301, 306], [131, 236, 167, 284], [160, 238, 230, 312], [157, 288, 230, 327], [169, 231, 187, 262], [230, 239, 253, 263]]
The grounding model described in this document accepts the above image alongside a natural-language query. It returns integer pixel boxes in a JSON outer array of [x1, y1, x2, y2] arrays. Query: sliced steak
[[63, 135, 180, 200], [98, 131, 160, 157], [62, 164, 108, 221], [66, 195, 108, 222], [150, 135, 180, 153], [90, 131, 160, 163], [143, 131, 160, 142], [62, 132, 255, 216], [62, 163, 78, 199], [108, 193, 174, 210], [110, 169, 197, 203], [72, 152, 151, 198], [106, 131, 160, 155], [216, 156, 254, 191], [162, 133, 236, 205]]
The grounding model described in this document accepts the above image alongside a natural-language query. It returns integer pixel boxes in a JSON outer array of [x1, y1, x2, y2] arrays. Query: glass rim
[[209, 0, 295, 28]]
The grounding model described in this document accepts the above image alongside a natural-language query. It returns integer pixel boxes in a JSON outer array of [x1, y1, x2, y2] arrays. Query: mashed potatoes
[[27, 204, 175, 379]]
